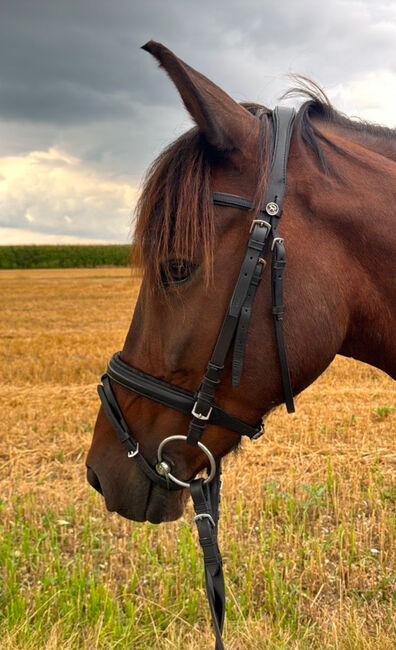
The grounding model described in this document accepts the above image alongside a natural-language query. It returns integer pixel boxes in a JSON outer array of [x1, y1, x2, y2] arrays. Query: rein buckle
[[193, 513, 216, 528]]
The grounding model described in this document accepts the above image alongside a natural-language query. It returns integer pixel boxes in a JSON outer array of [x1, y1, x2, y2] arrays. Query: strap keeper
[[272, 305, 284, 316], [205, 362, 224, 384], [202, 375, 220, 388], [208, 361, 224, 372]]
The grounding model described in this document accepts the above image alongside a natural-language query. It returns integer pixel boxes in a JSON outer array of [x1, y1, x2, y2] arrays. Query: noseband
[[97, 106, 296, 650]]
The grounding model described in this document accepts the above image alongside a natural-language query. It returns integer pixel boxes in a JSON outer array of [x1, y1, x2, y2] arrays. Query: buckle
[[127, 443, 139, 458], [271, 236, 284, 250], [193, 513, 215, 528], [251, 423, 265, 440], [249, 219, 271, 234], [192, 402, 213, 421]]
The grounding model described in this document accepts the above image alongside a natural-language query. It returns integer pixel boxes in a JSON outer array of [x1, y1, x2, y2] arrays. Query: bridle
[[97, 106, 296, 650]]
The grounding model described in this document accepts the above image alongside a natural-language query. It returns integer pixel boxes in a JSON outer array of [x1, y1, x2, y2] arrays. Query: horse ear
[[142, 41, 259, 153]]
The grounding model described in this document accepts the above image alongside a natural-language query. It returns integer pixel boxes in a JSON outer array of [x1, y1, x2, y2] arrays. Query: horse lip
[[86, 456, 187, 523], [86, 466, 103, 495], [109, 485, 185, 524]]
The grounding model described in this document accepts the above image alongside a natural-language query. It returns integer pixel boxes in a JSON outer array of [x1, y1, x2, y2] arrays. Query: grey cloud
[[1, 0, 396, 242], [2, 0, 395, 127], [0, 79, 139, 124]]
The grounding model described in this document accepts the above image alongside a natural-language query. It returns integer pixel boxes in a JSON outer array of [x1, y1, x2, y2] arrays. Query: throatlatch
[[97, 106, 296, 650]]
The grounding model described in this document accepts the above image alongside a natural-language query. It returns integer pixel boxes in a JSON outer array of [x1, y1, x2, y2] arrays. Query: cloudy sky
[[1, 0, 396, 244]]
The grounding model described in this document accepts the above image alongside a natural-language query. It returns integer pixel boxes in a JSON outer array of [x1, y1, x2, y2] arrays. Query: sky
[[1, 0, 396, 244]]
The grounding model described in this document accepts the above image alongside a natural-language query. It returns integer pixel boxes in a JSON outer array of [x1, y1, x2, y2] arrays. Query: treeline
[[0, 245, 133, 269]]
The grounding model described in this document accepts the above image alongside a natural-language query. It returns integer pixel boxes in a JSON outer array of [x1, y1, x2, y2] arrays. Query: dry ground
[[0, 268, 395, 649]]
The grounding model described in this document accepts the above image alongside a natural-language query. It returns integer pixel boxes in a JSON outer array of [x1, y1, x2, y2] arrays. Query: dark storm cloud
[[2, 0, 395, 160], [0, 1, 150, 124], [1, 0, 396, 242], [0, 0, 396, 124], [2, 0, 395, 126]]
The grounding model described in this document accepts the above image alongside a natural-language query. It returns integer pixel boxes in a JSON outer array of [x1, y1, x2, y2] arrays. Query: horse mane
[[134, 77, 395, 286], [284, 76, 396, 173]]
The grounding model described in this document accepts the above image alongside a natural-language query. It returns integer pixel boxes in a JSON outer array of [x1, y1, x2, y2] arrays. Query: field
[[0, 268, 395, 650]]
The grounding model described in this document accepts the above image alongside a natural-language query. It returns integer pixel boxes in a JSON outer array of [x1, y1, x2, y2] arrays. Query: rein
[[97, 106, 296, 649]]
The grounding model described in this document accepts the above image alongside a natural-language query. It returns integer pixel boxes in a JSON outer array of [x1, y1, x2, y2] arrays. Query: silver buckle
[[251, 423, 264, 440], [271, 236, 284, 250], [127, 443, 139, 458], [193, 513, 215, 528], [250, 219, 271, 234], [192, 402, 213, 421]]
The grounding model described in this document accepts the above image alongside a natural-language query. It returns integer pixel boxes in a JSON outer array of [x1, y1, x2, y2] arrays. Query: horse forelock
[[133, 108, 270, 290]]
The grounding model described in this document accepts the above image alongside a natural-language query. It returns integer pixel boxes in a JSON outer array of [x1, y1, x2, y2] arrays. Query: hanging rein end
[[286, 395, 295, 414]]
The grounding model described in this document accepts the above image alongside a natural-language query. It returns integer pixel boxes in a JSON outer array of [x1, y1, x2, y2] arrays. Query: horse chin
[[144, 483, 189, 523], [86, 465, 187, 523], [113, 486, 187, 524]]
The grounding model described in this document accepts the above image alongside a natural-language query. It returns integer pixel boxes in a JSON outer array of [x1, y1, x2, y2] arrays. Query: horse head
[[86, 42, 396, 524]]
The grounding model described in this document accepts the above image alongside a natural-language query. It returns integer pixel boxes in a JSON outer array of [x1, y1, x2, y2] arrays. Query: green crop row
[[0, 245, 133, 269]]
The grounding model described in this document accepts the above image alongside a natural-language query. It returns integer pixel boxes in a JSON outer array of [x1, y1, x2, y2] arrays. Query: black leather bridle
[[97, 106, 296, 650]]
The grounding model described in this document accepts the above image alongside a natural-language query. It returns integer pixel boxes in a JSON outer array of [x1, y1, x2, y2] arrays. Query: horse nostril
[[86, 467, 103, 495]]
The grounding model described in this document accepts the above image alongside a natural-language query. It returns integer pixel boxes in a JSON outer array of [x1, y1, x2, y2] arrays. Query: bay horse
[[86, 41, 395, 645]]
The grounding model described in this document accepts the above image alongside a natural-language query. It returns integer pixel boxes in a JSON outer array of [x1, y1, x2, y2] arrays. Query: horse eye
[[160, 260, 196, 286]]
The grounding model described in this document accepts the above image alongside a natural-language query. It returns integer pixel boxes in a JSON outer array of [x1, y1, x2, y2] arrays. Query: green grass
[[0, 245, 133, 269], [1, 470, 395, 650], [372, 405, 396, 420]]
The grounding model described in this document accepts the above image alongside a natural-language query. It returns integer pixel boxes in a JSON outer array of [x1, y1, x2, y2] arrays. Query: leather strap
[[191, 467, 225, 650], [232, 106, 296, 407], [265, 106, 296, 212], [186, 109, 296, 442], [106, 353, 263, 439], [271, 234, 295, 412], [97, 377, 180, 490], [186, 216, 271, 445], [232, 259, 264, 386], [212, 192, 255, 212]]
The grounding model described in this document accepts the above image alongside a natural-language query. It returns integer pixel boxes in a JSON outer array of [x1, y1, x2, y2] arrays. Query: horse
[[87, 40, 395, 523]]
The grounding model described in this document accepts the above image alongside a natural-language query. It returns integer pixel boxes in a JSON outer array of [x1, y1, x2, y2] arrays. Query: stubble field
[[0, 268, 395, 649]]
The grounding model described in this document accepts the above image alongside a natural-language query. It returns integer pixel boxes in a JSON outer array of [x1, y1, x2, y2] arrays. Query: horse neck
[[311, 130, 396, 379]]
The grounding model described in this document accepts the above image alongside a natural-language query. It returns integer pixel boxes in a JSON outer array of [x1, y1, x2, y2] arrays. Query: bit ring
[[157, 435, 216, 488]]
